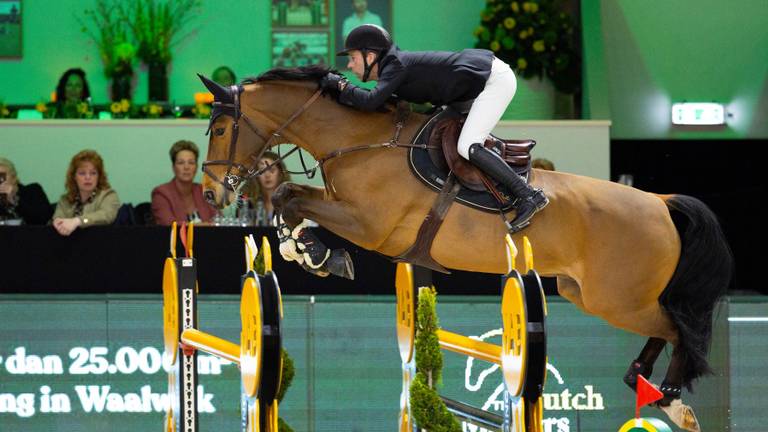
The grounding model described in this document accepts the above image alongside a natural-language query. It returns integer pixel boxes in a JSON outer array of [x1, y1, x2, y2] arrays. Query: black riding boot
[[468, 143, 549, 232]]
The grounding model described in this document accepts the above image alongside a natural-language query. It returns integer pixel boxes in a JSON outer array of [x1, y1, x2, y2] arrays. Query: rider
[[321, 24, 548, 231]]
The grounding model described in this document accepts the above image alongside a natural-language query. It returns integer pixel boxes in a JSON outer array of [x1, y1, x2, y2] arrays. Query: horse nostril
[[204, 190, 216, 205]]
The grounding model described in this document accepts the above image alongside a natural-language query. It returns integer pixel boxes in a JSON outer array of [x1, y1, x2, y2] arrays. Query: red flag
[[636, 375, 664, 418]]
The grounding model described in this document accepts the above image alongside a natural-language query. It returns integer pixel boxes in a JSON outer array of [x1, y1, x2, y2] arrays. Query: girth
[[394, 105, 537, 273]]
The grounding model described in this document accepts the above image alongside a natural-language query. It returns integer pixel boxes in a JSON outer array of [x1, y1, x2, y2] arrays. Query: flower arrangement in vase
[[80, 0, 137, 102], [118, 0, 202, 102]]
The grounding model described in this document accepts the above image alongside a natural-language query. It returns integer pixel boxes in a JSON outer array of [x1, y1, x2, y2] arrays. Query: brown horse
[[198, 66, 732, 430]]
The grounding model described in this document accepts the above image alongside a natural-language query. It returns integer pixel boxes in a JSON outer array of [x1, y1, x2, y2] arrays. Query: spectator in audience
[[152, 140, 217, 225], [532, 158, 555, 171], [212, 66, 237, 87], [342, 0, 383, 39], [53, 68, 92, 119], [243, 151, 291, 226], [53, 150, 120, 236], [0, 157, 53, 225]]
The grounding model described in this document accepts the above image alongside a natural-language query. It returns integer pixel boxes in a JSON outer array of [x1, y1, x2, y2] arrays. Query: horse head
[[198, 66, 336, 209]]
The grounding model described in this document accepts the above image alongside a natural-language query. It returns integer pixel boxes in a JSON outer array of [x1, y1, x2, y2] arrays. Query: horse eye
[[214, 127, 225, 136]]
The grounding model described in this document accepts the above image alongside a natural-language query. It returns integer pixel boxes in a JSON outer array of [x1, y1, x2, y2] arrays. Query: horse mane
[[244, 65, 335, 84]]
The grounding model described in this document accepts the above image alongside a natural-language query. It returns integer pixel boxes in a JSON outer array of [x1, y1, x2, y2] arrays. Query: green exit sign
[[672, 102, 726, 125]]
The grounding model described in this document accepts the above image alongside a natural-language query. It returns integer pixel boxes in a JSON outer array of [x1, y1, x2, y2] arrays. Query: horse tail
[[660, 194, 733, 390]]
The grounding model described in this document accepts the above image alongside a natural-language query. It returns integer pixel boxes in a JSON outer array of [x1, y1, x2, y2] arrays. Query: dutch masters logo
[[465, 329, 605, 432]]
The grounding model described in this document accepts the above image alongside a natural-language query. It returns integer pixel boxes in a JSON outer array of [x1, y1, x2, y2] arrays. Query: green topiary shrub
[[277, 348, 295, 432], [409, 287, 461, 432]]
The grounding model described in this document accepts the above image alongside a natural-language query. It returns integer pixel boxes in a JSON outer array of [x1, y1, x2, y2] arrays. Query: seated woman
[[53, 68, 92, 119], [0, 157, 53, 225], [152, 140, 217, 225], [243, 151, 291, 227], [53, 150, 120, 236]]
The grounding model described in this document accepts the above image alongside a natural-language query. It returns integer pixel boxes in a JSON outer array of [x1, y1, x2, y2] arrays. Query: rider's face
[[346, 50, 379, 81]]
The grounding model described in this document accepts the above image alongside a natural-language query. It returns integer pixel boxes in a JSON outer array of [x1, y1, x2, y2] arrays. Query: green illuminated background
[[1, 0, 766, 136]]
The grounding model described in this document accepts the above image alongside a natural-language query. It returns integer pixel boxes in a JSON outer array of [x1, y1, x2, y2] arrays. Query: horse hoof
[[658, 398, 700, 432], [327, 249, 355, 280], [623, 359, 653, 391]]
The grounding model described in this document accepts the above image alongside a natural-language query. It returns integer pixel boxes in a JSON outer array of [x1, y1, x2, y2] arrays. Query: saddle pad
[[408, 108, 529, 213]]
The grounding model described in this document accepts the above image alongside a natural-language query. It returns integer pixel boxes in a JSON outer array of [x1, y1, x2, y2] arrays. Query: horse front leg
[[271, 183, 358, 280], [271, 182, 325, 220]]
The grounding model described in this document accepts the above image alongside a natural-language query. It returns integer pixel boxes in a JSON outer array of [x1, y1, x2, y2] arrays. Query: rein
[[315, 129, 437, 166], [203, 85, 439, 194]]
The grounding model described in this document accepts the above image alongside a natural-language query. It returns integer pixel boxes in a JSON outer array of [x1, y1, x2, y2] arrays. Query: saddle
[[408, 107, 535, 212], [394, 105, 537, 273]]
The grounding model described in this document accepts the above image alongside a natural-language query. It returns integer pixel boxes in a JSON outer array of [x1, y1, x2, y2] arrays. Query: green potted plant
[[475, 0, 581, 117], [119, 0, 202, 102], [79, 0, 137, 102], [410, 287, 461, 432]]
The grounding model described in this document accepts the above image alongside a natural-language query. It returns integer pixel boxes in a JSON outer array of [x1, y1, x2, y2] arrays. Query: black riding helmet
[[336, 24, 393, 82]]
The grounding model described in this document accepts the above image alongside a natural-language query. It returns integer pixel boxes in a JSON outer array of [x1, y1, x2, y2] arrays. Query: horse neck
[[244, 82, 408, 160]]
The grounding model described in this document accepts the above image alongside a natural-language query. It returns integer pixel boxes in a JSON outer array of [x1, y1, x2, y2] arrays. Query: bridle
[[202, 83, 438, 198], [202, 84, 324, 195]]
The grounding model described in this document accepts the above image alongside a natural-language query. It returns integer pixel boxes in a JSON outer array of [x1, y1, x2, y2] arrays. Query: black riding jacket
[[338, 46, 494, 111]]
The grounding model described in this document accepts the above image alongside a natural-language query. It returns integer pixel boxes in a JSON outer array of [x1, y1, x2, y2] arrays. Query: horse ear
[[197, 73, 231, 102]]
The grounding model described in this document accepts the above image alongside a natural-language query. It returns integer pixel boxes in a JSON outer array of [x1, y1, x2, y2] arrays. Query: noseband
[[202, 84, 323, 194]]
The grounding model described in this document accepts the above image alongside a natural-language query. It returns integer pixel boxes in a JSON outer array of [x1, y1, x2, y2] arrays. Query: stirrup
[[505, 190, 548, 234], [506, 218, 531, 234]]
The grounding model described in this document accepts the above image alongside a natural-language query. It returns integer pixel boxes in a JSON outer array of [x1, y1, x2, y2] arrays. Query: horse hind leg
[[595, 302, 679, 390], [608, 303, 701, 430], [656, 347, 703, 432], [659, 346, 685, 404], [623, 337, 666, 391], [559, 277, 673, 394], [623, 338, 693, 411]]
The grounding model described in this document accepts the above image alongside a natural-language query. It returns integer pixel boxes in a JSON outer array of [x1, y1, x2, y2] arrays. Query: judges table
[[0, 226, 523, 295]]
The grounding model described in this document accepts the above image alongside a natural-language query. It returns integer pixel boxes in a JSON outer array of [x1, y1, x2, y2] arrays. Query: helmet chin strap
[[361, 49, 379, 82]]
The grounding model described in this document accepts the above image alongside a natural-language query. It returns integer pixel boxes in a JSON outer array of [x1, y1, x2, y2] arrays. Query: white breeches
[[456, 57, 517, 159]]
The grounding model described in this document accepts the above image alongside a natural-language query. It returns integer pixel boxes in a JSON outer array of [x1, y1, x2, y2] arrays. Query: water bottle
[[255, 200, 266, 227], [278, 0, 288, 26]]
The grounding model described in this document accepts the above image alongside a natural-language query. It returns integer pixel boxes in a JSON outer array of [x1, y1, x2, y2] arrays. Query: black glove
[[320, 72, 348, 94]]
